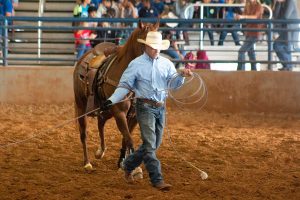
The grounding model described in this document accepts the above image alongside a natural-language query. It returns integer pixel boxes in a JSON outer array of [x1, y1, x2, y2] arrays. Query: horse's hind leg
[[78, 114, 93, 170]]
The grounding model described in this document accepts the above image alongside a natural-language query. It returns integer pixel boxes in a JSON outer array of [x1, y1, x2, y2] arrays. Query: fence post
[[199, 4, 204, 50], [267, 20, 273, 70], [3, 18, 8, 66]]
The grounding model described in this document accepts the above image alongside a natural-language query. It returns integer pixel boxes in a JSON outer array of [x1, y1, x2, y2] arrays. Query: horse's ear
[[154, 18, 160, 30], [138, 20, 144, 29]]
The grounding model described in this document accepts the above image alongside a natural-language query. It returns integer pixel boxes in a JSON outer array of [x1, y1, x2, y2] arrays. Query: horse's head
[[120, 20, 160, 58]]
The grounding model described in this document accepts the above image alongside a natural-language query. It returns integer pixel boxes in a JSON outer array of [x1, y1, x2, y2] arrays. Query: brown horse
[[73, 21, 159, 170]]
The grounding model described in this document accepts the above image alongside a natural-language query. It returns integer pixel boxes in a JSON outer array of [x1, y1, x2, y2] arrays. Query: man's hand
[[101, 100, 113, 111], [180, 68, 193, 77]]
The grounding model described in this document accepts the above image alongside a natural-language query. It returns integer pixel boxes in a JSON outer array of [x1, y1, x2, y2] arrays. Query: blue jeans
[[273, 34, 292, 69], [124, 100, 165, 185], [76, 44, 91, 60], [237, 36, 257, 71], [218, 25, 240, 46], [203, 29, 214, 46]]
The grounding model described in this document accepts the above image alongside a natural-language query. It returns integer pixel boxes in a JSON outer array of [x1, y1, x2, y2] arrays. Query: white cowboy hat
[[137, 31, 170, 50]]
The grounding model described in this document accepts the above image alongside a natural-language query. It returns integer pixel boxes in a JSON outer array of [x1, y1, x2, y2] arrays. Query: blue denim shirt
[[109, 52, 184, 104]]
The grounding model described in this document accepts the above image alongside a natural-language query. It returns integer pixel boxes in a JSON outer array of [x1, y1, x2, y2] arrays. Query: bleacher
[[10, 0, 75, 65], [5, 1, 300, 69]]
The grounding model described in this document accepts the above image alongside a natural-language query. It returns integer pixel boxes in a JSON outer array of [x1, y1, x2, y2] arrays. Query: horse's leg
[[95, 114, 110, 159], [114, 112, 134, 166], [77, 109, 92, 170], [118, 112, 137, 168]]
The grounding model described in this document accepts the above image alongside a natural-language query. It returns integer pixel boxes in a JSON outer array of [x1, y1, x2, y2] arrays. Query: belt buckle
[[155, 101, 164, 107]]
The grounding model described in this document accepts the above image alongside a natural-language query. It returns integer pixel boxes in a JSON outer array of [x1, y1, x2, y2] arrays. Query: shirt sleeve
[[166, 61, 185, 89], [108, 61, 137, 104]]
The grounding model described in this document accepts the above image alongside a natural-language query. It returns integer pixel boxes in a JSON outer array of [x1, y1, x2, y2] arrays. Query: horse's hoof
[[84, 163, 93, 171], [132, 167, 143, 180], [95, 148, 106, 159]]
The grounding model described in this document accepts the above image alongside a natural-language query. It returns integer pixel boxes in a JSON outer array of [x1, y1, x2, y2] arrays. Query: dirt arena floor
[[0, 103, 299, 200]]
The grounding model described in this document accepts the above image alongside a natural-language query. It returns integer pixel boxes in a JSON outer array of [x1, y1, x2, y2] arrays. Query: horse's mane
[[116, 28, 141, 61]]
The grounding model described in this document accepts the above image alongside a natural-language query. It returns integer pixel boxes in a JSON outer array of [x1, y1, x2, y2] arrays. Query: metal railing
[[185, 2, 273, 50], [0, 16, 300, 70]]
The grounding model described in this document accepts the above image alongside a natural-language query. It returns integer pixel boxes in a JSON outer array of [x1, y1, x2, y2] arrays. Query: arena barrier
[[1, 67, 300, 114]]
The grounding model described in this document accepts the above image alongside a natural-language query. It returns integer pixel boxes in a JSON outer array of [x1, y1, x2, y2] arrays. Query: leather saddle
[[76, 42, 118, 116]]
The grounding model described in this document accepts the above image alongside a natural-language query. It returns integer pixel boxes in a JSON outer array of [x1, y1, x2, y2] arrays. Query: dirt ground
[[0, 103, 299, 200]]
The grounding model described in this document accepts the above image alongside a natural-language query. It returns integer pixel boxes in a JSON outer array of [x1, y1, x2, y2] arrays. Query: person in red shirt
[[74, 21, 97, 60]]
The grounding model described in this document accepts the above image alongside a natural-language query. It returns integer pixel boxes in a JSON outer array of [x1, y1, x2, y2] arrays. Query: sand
[[0, 103, 299, 200]]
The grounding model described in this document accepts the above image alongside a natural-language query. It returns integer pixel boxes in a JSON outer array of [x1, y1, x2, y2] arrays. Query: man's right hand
[[101, 100, 113, 111]]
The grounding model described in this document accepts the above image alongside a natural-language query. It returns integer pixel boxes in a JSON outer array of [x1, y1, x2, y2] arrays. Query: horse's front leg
[[114, 113, 134, 167], [95, 113, 111, 159]]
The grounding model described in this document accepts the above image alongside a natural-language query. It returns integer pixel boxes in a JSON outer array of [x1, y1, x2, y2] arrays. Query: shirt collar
[[143, 52, 160, 62]]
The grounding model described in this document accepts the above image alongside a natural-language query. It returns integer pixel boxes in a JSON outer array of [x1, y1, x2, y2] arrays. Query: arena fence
[[0, 16, 300, 70]]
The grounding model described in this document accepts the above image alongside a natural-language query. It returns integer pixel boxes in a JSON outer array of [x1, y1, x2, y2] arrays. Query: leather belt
[[138, 98, 164, 108]]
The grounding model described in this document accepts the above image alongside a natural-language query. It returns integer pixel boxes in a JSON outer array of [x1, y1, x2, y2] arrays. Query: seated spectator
[[73, 0, 91, 27], [152, 0, 165, 15], [88, 6, 98, 28], [195, 50, 210, 69], [202, 0, 217, 46], [138, 0, 159, 18], [175, 0, 194, 45], [92, 12, 117, 47], [184, 51, 196, 69], [97, 0, 120, 18], [73, 0, 81, 17], [218, 0, 242, 46], [81, 0, 91, 17], [74, 21, 97, 59], [162, 30, 186, 69], [119, 0, 139, 39], [90, 0, 101, 9], [161, 8, 179, 29]]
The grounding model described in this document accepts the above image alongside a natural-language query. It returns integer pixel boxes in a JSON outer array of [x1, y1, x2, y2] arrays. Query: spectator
[[195, 50, 210, 69], [73, 0, 91, 27], [162, 30, 186, 69], [218, 0, 242, 46], [88, 6, 98, 28], [91, 0, 102, 9], [73, 0, 82, 17], [273, 0, 299, 71], [92, 13, 117, 46], [97, 0, 120, 18], [175, 0, 194, 45], [0, 0, 13, 55], [138, 0, 159, 18], [120, 0, 138, 19], [81, 0, 91, 17], [74, 21, 97, 59], [152, 0, 165, 15], [235, 0, 263, 71], [184, 51, 196, 69], [202, 0, 217, 46]]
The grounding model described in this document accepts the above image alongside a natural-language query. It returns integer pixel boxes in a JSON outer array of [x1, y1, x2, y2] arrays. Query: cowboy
[[102, 31, 192, 190]]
